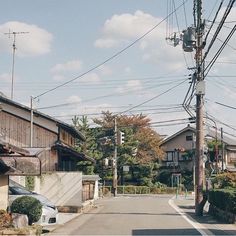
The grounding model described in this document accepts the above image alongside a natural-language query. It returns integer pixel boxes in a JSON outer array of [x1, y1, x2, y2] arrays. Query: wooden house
[[0, 94, 94, 174]]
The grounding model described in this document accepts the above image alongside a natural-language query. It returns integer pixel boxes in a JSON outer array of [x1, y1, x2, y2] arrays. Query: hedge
[[208, 188, 236, 215]]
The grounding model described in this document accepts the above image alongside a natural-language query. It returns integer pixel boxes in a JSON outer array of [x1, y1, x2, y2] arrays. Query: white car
[[8, 180, 58, 226]]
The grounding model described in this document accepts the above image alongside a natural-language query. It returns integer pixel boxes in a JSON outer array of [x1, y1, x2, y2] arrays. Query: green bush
[[208, 188, 236, 214], [11, 196, 42, 225]]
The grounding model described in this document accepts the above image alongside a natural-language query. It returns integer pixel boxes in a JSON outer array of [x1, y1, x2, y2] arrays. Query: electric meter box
[[196, 81, 205, 95]]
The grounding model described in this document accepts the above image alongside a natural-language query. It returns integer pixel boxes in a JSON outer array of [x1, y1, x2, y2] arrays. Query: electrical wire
[[204, 0, 224, 44], [172, 0, 190, 68], [120, 78, 189, 114], [203, 0, 235, 62], [204, 24, 236, 77], [33, 0, 188, 100]]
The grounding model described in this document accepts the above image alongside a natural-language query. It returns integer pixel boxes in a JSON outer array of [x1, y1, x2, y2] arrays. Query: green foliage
[[72, 112, 164, 186], [139, 177, 153, 187], [76, 161, 95, 175], [181, 170, 194, 191], [25, 176, 35, 191], [208, 188, 236, 214], [11, 196, 42, 225], [157, 169, 172, 186], [211, 173, 236, 189]]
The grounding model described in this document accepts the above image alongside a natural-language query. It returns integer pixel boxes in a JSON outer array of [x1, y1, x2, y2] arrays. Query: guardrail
[[101, 185, 185, 196]]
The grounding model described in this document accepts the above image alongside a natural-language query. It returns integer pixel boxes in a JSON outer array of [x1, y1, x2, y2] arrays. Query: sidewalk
[[42, 200, 95, 234], [42, 212, 80, 233], [173, 194, 236, 235]]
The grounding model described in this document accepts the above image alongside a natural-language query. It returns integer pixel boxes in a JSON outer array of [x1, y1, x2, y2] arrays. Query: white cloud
[[124, 67, 132, 74], [66, 95, 82, 104], [98, 65, 113, 76], [50, 60, 83, 74], [80, 73, 101, 84], [95, 10, 165, 48], [0, 21, 53, 57], [51, 74, 68, 82], [0, 73, 11, 82], [117, 80, 143, 93], [94, 10, 186, 70], [94, 38, 119, 48]]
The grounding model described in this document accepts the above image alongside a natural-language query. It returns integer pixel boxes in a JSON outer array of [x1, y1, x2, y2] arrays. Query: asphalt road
[[47, 195, 202, 235]]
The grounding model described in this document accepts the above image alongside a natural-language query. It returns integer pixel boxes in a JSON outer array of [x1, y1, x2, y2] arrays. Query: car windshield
[[9, 186, 32, 195]]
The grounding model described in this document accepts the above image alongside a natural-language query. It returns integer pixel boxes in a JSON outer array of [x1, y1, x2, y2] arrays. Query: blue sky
[[0, 0, 236, 138]]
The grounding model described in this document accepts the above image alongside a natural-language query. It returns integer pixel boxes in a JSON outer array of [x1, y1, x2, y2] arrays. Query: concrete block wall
[[34, 172, 83, 207]]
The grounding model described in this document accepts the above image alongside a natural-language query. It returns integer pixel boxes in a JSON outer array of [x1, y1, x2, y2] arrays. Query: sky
[[0, 0, 236, 139]]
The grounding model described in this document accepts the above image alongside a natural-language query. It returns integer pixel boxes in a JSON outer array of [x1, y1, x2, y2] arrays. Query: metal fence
[[101, 185, 180, 196]]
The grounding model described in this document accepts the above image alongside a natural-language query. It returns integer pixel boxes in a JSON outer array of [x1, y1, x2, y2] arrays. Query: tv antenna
[[4, 30, 29, 100]]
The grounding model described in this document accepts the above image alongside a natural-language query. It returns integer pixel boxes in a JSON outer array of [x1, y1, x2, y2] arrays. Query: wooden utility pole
[[195, 0, 205, 216], [221, 128, 224, 171], [112, 117, 118, 196]]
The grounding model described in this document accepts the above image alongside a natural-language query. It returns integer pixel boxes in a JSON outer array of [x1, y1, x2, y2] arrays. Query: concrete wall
[[34, 172, 82, 207], [0, 176, 8, 210], [94, 179, 99, 200]]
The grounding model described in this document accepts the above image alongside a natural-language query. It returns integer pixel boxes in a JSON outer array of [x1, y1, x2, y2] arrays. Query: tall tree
[[93, 111, 164, 185], [72, 115, 101, 174], [93, 112, 164, 165]]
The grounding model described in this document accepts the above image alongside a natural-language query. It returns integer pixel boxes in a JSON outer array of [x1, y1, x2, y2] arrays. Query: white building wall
[[94, 180, 99, 200], [0, 176, 8, 210], [34, 172, 83, 207]]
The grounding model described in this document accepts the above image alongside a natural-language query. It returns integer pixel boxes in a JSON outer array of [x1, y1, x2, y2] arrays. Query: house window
[[186, 135, 193, 141], [166, 152, 174, 161]]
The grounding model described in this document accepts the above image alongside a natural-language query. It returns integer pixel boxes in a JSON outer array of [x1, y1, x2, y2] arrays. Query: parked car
[[8, 180, 58, 226]]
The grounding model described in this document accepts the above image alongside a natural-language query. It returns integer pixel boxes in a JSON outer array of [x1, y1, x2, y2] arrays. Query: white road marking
[[168, 197, 213, 236]]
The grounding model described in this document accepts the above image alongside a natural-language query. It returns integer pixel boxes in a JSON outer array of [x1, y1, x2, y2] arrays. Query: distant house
[[160, 125, 195, 173], [160, 125, 236, 174], [0, 95, 94, 173]]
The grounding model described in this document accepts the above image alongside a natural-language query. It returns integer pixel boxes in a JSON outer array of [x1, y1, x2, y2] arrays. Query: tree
[[72, 115, 102, 174], [93, 111, 164, 185]]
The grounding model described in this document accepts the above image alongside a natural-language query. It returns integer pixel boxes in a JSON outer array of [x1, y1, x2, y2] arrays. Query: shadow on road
[[84, 212, 180, 216], [132, 228, 201, 235], [133, 228, 236, 235]]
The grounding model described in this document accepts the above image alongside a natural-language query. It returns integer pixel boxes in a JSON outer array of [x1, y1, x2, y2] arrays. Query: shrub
[[11, 196, 42, 225], [211, 173, 236, 189], [208, 188, 236, 214]]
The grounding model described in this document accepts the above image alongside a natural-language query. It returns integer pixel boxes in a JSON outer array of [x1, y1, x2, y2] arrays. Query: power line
[[204, 0, 224, 44], [206, 98, 236, 110], [204, 24, 236, 77], [33, 0, 188, 99], [37, 75, 186, 110], [120, 78, 188, 114], [203, 0, 235, 62]]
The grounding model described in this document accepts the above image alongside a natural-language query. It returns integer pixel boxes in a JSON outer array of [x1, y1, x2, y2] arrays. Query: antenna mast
[[4, 30, 29, 100]]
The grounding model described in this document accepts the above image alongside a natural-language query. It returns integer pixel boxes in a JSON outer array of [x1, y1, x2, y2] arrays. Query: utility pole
[[30, 96, 34, 148], [4, 31, 29, 100], [112, 117, 118, 196], [195, 0, 205, 216], [221, 128, 224, 171]]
